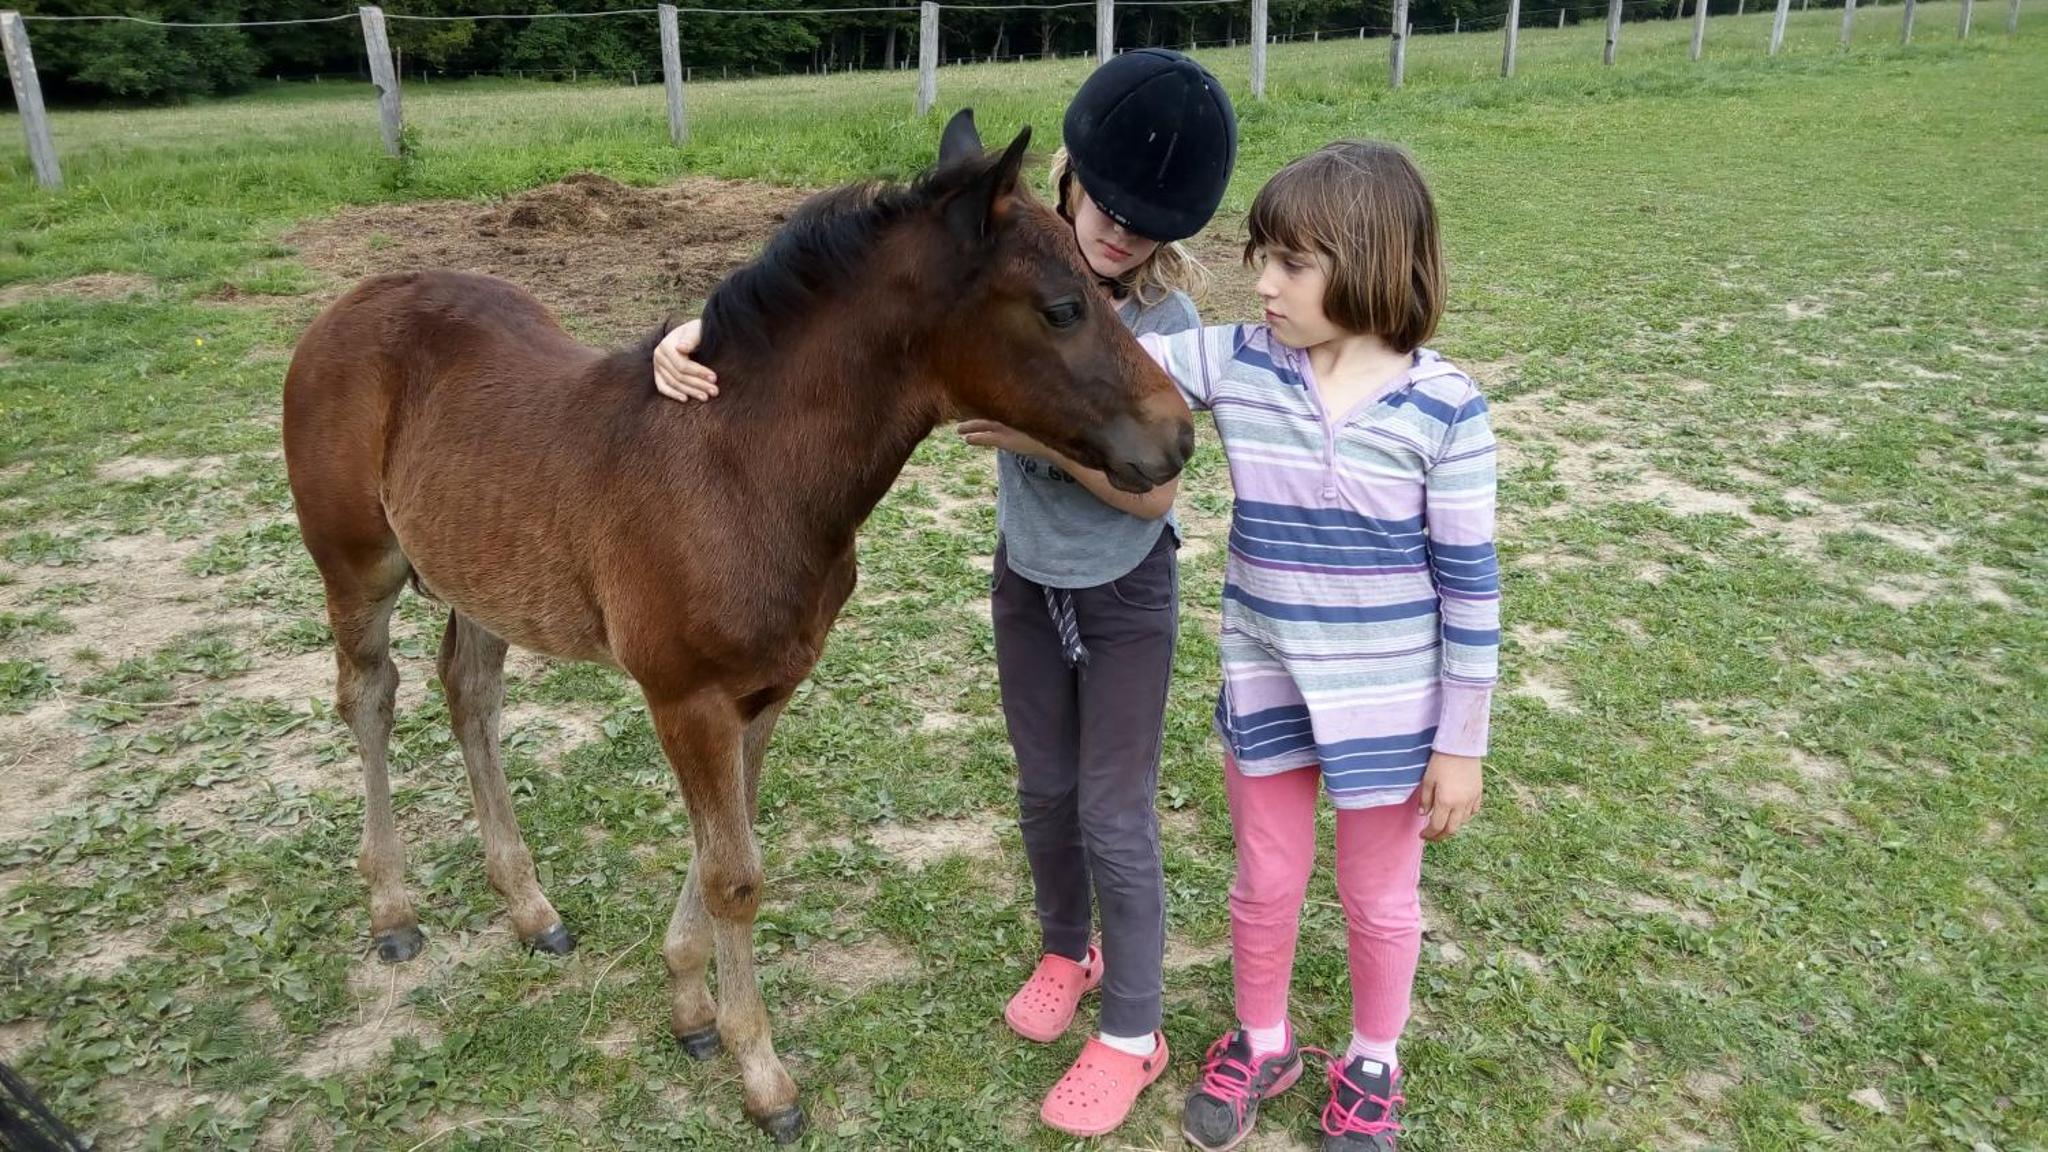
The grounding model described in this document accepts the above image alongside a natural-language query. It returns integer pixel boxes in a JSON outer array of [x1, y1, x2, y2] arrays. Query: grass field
[[2, 5, 2044, 1149]]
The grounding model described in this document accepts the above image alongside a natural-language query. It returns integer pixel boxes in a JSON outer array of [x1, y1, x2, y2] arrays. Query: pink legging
[[1225, 754, 1426, 1046]]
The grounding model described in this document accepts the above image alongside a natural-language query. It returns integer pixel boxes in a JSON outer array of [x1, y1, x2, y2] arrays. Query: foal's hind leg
[[325, 555, 420, 962], [439, 612, 573, 955]]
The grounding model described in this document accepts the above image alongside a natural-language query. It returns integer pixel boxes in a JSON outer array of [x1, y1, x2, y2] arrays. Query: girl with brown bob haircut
[[1144, 140, 1498, 1152]]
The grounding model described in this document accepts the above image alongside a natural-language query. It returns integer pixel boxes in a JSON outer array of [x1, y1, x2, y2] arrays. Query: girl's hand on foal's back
[[652, 319, 718, 402], [1417, 751, 1483, 842]]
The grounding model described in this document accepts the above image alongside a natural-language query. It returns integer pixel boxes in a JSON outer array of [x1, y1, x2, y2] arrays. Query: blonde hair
[[1047, 147, 1211, 310], [1245, 141, 1445, 353]]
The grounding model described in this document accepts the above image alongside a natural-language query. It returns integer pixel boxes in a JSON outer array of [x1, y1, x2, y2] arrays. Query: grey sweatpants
[[992, 530, 1177, 1038]]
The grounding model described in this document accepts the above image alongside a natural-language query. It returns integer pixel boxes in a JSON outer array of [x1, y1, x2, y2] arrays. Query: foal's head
[[916, 111, 1194, 493]]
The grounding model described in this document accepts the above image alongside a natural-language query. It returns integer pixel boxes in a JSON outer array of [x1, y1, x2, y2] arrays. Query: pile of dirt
[[287, 173, 813, 341], [0, 272, 155, 308], [1183, 227, 1261, 323]]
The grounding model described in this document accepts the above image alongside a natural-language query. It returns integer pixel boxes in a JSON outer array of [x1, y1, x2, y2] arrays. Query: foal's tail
[[0, 1060, 87, 1152]]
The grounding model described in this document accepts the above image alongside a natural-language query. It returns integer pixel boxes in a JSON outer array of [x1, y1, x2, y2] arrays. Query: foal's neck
[[710, 295, 946, 560]]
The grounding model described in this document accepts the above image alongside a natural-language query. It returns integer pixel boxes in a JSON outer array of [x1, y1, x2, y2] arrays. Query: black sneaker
[[1319, 1054, 1404, 1151], [1181, 1026, 1305, 1152]]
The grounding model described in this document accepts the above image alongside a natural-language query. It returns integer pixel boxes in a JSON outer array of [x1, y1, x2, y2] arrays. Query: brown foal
[[282, 111, 1192, 1141]]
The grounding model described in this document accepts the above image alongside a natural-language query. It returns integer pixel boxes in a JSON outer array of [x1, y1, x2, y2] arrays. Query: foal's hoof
[[525, 922, 577, 956], [675, 1025, 722, 1061], [751, 1105, 805, 1145], [374, 925, 426, 964]]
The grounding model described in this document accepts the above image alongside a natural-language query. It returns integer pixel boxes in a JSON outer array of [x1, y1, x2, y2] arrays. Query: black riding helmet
[[1061, 49, 1238, 244]]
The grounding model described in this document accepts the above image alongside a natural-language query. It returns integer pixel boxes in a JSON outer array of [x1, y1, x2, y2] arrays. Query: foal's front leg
[[651, 691, 803, 1142], [664, 695, 793, 1057]]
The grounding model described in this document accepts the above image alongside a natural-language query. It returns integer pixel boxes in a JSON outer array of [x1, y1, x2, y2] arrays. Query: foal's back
[[284, 270, 670, 665]]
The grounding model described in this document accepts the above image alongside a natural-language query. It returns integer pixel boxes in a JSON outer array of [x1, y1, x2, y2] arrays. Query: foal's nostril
[[1176, 424, 1195, 467]]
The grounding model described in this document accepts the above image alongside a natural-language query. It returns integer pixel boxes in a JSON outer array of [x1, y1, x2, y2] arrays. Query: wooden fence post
[[1691, 0, 1708, 57], [2006, 0, 2020, 32], [1096, 0, 1114, 62], [658, 3, 686, 144], [1768, 0, 1790, 53], [1959, 0, 1974, 35], [1390, 0, 1409, 87], [1558, 7, 1566, 28], [0, 10, 59, 190], [358, 6, 402, 157], [917, 1, 938, 115], [1250, 0, 1268, 97], [1603, 0, 1623, 62], [1502, 0, 1522, 75], [1838, 0, 1856, 45], [1901, 0, 1916, 39]]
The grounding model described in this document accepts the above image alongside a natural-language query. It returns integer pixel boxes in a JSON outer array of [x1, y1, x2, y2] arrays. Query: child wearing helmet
[[651, 50, 1238, 1138]]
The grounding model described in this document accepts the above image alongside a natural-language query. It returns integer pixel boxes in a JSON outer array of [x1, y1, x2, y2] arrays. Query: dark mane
[[694, 158, 984, 361]]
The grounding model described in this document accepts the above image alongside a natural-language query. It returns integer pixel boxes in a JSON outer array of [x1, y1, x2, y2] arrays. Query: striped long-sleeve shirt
[[1140, 324, 1500, 809]]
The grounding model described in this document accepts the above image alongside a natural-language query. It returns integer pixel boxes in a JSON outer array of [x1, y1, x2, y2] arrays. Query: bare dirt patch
[[286, 173, 813, 341], [1672, 702, 1736, 739], [0, 699, 92, 841], [70, 925, 158, 977], [1684, 1068, 1739, 1103], [0, 1018, 48, 1062], [1784, 747, 1842, 785], [7, 531, 258, 681], [1159, 806, 1201, 840], [586, 1017, 644, 1054], [295, 931, 504, 1079], [801, 933, 916, 995], [1622, 892, 1714, 930], [0, 273, 155, 308], [1962, 565, 2015, 608], [1512, 673, 1577, 712], [104, 1076, 214, 1135], [226, 647, 334, 706], [503, 701, 607, 758], [1184, 229, 1262, 322], [864, 812, 1004, 870], [1511, 625, 1570, 651], [1163, 934, 1231, 970], [916, 706, 970, 733], [1747, 780, 1803, 806], [1864, 576, 1937, 610], [96, 455, 229, 484], [1804, 648, 1893, 683]]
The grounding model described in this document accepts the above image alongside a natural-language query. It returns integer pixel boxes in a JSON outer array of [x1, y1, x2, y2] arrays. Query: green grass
[[3, 5, 2044, 1150]]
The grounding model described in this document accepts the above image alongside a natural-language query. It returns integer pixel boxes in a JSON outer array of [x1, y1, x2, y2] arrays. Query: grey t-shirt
[[995, 288, 1199, 589]]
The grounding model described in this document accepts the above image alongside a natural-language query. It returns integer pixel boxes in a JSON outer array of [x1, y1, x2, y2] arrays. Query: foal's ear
[[988, 127, 1031, 198], [939, 108, 983, 164], [943, 126, 1033, 247]]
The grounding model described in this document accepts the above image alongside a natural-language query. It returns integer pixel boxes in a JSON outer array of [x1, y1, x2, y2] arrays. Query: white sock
[[1100, 1030, 1158, 1057], [1346, 1032, 1399, 1073], [1242, 1020, 1289, 1059]]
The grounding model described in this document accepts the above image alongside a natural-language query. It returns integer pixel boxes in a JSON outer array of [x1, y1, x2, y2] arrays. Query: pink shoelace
[[1310, 1051, 1405, 1139], [1194, 1034, 1263, 1123]]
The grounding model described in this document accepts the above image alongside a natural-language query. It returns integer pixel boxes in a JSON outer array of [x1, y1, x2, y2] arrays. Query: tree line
[[11, 0, 1703, 104]]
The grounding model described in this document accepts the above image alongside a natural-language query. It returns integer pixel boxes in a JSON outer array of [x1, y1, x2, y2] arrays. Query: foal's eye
[[1042, 300, 1085, 329]]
